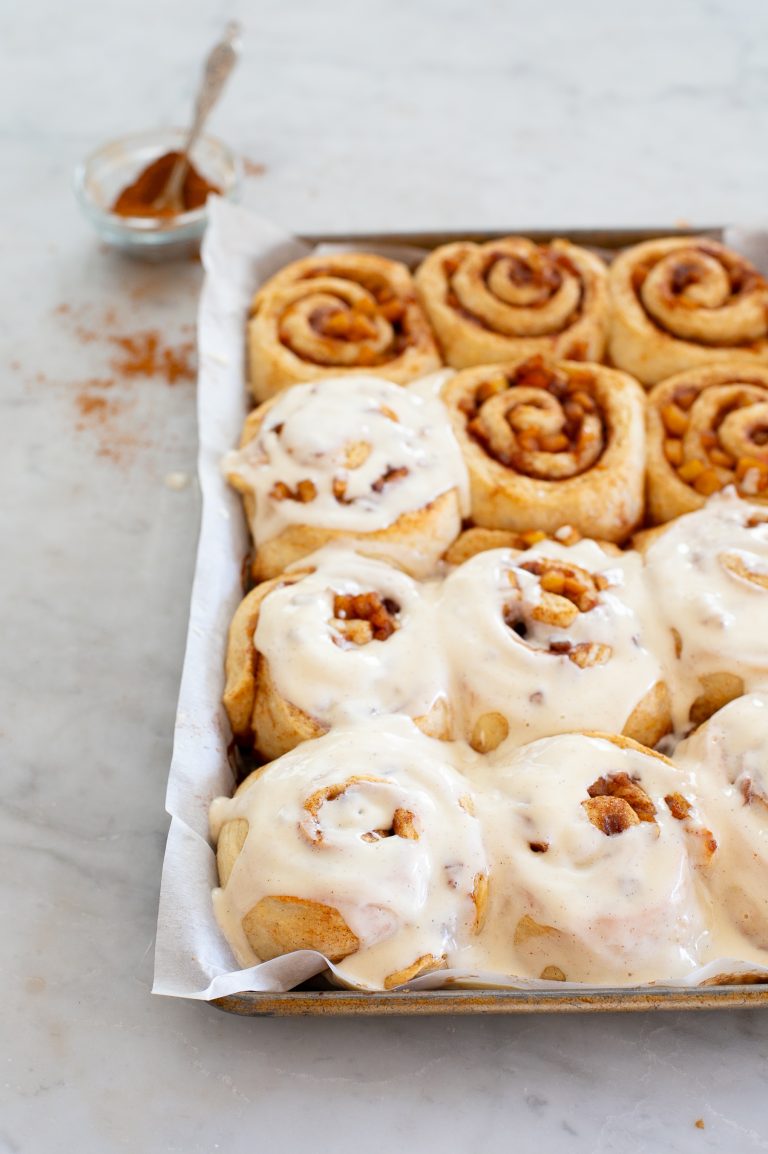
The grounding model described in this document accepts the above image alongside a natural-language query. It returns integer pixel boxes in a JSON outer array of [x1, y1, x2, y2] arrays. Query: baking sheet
[[152, 201, 768, 1008]]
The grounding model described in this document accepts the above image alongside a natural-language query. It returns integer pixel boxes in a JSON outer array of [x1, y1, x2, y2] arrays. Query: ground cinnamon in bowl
[[111, 151, 221, 219]]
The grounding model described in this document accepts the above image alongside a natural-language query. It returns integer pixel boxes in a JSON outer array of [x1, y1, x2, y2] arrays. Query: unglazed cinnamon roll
[[675, 694, 768, 953], [223, 547, 449, 760], [646, 362, 768, 522], [247, 253, 441, 401], [476, 732, 714, 984], [441, 355, 645, 542], [608, 237, 768, 386], [638, 492, 768, 728], [443, 524, 604, 566], [437, 539, 673, 751], [414, 237, 608, 367], [210, 717, 489, 990], [224, 375, 469, 581]]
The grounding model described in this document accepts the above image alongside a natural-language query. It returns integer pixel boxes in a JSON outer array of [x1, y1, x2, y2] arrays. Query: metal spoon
[[153, 21, 242, 214]]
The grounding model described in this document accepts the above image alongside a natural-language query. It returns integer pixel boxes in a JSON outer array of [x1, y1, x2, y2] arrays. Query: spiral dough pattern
[[414, 237, 609, 368], [441, 354, 646, 542], [608, 237, 768, 386], [646, 361, 768, 522], [247, 253, 441, 401]]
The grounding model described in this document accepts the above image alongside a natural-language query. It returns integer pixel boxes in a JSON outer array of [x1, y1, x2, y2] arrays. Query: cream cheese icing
[[224, 375, 470, 546]]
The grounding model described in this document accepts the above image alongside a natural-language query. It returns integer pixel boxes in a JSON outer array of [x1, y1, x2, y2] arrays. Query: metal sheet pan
[[210, 223, 766, 1017]]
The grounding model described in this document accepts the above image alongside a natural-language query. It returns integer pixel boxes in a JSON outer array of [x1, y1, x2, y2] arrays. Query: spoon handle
[[160, 21, 241, 209], [185, 21, 242, 155]]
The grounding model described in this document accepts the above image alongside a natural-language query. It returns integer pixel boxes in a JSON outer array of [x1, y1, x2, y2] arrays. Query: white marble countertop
[[4, 0, 768, 1150]]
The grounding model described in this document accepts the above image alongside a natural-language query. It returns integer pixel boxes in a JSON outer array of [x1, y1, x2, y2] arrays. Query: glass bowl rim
[[73, 127, 241, 234]]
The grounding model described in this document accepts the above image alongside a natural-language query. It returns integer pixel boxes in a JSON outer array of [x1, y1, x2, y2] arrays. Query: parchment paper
[[152, 201, 768, 998]]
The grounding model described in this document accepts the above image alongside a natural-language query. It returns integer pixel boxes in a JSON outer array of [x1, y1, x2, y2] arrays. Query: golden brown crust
[[701, 971, 768, 987], [251, 654, 326, 761], [622, 680, 673, 749], [248, 489, 461, 583], [383, 953, 448, 989], [216, 817, 249, 887], [247, 252, 442, 401], [222, 570, 313, 748], [687, 672, 745, 728], [415, 237, 608, 367], [441, 355, 646, 542], [242, 895, 360, 963], [609, 237, 768, 387], [646, 361, 768, 523], [631, 524, 667, 553], [443, 526, 548, 565]]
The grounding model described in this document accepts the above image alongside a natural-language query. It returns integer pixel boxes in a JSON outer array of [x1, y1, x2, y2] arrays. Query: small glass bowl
[[74, 128, 241, 259]]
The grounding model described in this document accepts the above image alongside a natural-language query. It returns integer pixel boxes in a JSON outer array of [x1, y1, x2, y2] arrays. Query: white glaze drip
[[465, 732, 712, 983], [224, 375, 469, 545], [675, 693, 768, 955], [254, 546, 447, 726], [643, 491, 768, 727], [211, 717, 487, 990], [437, 539, 673, 745]]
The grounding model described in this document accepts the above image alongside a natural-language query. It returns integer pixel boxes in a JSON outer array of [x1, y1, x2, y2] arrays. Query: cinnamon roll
[[646, 362, 768, 522], [443, 524, 610, 567], [437, 539, 673, 751], [223, 547, 449, 760], [210, 717, 489, 990], [224, 375, 469, 581], [638, 492, 768, 728], [248, 252, 441, 401], [675, 694, 768, 953], [608, 237, 768, 386], [477, 732, 714, 984], [414, 237, 608, 367], [441, 354, 645, 542]]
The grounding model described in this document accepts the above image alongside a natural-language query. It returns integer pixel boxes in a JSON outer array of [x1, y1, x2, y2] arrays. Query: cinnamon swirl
[[609, 237, 768, 386], [414, 237, 608, 367], [441, 354, 645, 542], [248, 252, 441, 401], [646, 361, 768, 522]]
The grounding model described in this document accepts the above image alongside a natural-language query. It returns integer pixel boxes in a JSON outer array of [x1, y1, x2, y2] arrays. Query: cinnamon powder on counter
[[58, 303, 198, 465], [109, 331, 195, 384]]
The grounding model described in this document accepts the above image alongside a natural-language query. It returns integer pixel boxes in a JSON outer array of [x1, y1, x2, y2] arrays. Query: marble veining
[[3, 0, 768, 1150]]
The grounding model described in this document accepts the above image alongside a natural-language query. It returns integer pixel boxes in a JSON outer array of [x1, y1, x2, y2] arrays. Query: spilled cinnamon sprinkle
[[53, 303, 197, 464], [243, 158, 267, 178], [109, 331, 195, 383]]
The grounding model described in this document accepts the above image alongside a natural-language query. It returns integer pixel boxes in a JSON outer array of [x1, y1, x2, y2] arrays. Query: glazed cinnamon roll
[[210, 717, 489, 990], [608, 237, 768, 386], [675, 694, 768, 954], [646, 362, 768, 522], [477, 732, 713, 984], [223, 547, 449, 760], [224, 375, 469, 581], [248, 253, 441, 401], [437, 539, 673, 751], [441, 355, 645, 542], [638, 492, 768, 728], [414, 237, 608, 367]]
